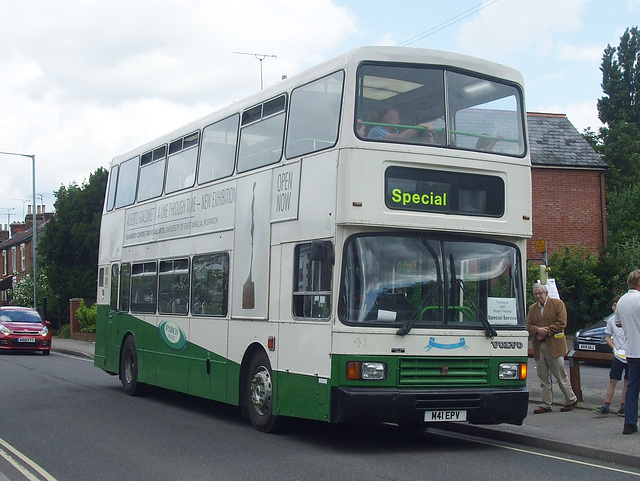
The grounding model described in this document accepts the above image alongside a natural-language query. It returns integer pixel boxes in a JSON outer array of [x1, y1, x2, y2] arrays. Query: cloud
[[558, 45, 604, 63], [0, 0, 357, 212], [535, 101, 603, 133], [455, 0, 588, 61]]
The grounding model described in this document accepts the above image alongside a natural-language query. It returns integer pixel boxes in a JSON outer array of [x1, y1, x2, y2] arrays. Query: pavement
[[51, 338, 640, 468]]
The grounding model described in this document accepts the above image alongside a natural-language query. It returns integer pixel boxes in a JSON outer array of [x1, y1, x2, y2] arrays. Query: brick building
[[0, 205, 53, 305], [526, 112, 608, 261]]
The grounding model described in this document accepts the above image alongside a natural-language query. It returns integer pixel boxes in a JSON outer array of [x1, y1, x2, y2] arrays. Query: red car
[[0, 306, 51, 355]]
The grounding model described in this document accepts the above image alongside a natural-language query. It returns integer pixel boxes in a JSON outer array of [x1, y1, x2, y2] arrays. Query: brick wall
[[69, 297, 96, 341], [527, 167, 607, 260]]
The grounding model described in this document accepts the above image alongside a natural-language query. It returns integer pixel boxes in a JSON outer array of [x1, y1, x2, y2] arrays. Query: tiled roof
[[0, 222, 48, 250], [527, 112, 607, 169]]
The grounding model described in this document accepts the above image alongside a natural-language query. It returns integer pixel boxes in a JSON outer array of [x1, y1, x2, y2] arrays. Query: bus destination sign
[[385, 166, 505, 217]]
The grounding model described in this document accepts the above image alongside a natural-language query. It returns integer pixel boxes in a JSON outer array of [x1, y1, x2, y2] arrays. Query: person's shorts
[[609, 357, 628, 381]]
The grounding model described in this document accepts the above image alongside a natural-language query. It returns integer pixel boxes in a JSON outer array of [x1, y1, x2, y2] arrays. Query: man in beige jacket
[[526, 282, 578, 414]]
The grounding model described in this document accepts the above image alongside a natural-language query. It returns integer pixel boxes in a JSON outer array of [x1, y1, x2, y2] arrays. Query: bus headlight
[[499, 362, 527, 380], [346, 361, 387, 380]]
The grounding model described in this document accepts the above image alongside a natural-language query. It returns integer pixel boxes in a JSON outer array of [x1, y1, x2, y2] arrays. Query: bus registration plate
[[424, 410, 467, 422]]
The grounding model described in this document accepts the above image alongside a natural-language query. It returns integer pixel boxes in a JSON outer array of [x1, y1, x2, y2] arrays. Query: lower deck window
[[293, 242, 332, 319], [119, 263, 131, 312], [158, 259, 189, 315], [131, 261, 157, 313], [191, 253, 229, 317]]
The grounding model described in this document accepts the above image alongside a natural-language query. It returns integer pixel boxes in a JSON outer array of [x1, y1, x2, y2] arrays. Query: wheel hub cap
[[250, 366, 272, 415]]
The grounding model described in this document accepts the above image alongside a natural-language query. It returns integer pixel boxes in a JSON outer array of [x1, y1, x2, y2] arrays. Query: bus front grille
[[399, 358, 490, 387]]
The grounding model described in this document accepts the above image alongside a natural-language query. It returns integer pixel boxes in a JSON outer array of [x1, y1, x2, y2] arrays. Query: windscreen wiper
[[455, 278, 497, 338], [396, 281, 441, 336]]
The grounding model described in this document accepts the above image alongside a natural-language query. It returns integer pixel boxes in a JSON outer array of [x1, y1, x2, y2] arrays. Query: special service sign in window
[[385, 166, 505, 217]]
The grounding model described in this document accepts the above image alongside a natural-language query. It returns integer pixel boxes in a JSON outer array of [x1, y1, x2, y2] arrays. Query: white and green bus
[[95, 46, 531, 432]]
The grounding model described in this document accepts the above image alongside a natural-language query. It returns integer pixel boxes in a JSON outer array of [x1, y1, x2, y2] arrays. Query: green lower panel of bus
[[95, 308, 232, 403], [95, 307, 527, 425], [273, 370, 331, 421]]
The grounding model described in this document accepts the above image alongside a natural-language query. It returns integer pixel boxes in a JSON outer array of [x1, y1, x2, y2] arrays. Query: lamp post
[[0, 151, 37, 309]]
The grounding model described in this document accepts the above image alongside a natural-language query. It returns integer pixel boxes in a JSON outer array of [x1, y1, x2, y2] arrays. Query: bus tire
[[120, 335, 145, 396], [245, 350, 282, 433]]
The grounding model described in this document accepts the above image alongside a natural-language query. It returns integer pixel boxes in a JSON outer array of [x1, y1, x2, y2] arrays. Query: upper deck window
[[237, 95, 287, 173], [198, 114, 239, 185], [165, 132, 199, 194], [356, 63, 525, 156], [285, 71, 344, 159], [114, 157, 139, 209], [138, 145, 167, 202], [106, 164, 119, 212]]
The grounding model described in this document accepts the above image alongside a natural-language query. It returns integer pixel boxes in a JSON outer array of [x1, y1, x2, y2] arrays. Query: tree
[[596, 27, 640, 228], [37, 167, 108, 323], [546, 247, 607, 332], [8, 268, 51, 311], [598, 27, 640, 126], [604, 182, 640, 244], [599, 121, 640, 192]]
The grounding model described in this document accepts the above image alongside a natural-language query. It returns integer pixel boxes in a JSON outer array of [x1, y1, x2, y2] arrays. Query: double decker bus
[[95, 46, 531, 432]]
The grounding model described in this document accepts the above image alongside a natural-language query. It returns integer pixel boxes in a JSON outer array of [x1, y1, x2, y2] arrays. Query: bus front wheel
[[245, 351, 282, 432], [120, 336, 145, 396]]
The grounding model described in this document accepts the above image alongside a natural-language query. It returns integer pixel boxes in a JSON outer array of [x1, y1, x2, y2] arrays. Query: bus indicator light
[[520, 362, 527, 380], [346, 361, 360, 380]]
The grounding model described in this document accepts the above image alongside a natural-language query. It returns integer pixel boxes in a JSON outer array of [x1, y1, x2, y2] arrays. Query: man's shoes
[[560, 400, 578, 412], [533, 406, 552, 414], [623, 423, 638, 435], [593, 405, 610, 415], [618, 405, 626, 416]]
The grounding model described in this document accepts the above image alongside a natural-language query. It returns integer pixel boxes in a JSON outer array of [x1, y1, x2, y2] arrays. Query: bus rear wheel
[[245, 351, 283, 432], [120, 336, 145, 396]]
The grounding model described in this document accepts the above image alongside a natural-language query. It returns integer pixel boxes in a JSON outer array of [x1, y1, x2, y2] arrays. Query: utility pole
[[0, 151, 37, 309], [233, 51, 277, 90]]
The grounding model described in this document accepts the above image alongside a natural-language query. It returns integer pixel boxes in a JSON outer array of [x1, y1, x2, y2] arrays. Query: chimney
[[27, 205, 32, 215], [37, 205, 41, 215], [10, 222, 26, 236]]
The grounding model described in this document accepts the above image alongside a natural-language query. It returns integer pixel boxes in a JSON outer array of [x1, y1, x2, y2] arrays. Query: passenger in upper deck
[[366, 107, 435, 142]]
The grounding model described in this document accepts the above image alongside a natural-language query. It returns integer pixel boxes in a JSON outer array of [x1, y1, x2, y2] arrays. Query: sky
[[0, 0, 637, 223]]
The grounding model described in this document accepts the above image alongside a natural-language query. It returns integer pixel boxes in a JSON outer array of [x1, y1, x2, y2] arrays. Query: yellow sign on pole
[[535, 240, 546, 253]]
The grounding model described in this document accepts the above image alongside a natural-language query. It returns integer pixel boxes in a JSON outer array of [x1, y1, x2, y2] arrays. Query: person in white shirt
[[616, 269, 640, 435], [593, 298, 628, 415]]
